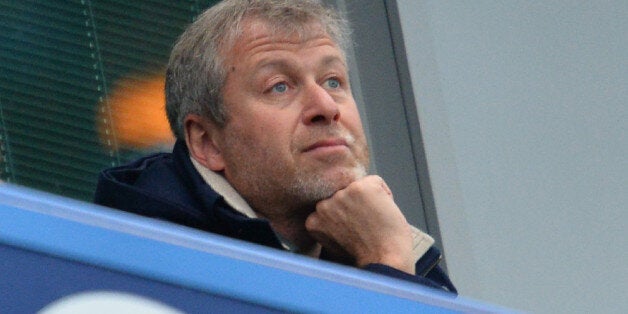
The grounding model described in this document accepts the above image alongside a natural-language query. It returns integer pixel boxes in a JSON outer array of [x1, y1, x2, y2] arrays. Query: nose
[[301, 83, 340, 125]]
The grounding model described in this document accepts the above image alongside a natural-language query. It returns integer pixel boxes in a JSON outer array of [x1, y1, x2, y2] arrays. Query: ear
[[183, 114, 225, 172]]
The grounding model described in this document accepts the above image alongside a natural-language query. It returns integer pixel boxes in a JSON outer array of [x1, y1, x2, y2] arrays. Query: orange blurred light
[[97, 74, 174, 150]]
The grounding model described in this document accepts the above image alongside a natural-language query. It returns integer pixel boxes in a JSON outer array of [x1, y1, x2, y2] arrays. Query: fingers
[[306, 213, 355, 264]]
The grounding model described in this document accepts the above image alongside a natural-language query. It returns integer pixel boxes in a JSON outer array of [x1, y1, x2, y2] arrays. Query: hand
[[305, 175, 416, 274]]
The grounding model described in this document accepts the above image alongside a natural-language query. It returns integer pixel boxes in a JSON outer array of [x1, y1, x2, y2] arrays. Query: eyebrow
[[319, 54, 346, 67], [254, 59, 294, 74]]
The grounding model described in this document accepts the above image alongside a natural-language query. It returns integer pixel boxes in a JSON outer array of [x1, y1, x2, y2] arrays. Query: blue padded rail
[[0, 183, 508, 313]]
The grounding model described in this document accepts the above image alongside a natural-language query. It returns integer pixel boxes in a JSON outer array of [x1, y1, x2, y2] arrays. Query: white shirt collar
[[190, 157, 258, 219]]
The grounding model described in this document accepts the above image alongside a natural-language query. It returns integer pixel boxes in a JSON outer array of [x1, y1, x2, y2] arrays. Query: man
[[95, 0, 455, 293]]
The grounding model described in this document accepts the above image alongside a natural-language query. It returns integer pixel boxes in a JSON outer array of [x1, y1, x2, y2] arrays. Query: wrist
[[356, 249, 415, 275], [376, 254, 416, 275]]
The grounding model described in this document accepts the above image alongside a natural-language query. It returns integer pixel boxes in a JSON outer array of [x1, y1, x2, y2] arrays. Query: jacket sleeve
[[363, 247, 457, 294]]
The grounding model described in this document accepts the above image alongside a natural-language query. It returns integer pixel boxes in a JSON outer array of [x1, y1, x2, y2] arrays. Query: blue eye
[[272, 82, 288, 93], [326, 78, 340, 89]]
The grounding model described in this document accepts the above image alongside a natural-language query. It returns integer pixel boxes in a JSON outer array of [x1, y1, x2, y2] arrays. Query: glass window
[[0, 0, 218, 200]]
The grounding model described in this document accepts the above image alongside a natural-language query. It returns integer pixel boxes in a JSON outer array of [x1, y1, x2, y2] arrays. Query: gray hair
[[165, 0, 352, 140]]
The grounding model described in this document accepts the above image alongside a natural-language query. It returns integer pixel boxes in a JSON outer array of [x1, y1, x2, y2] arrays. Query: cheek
[[238, 117, 295, 156], [254, 108, 300, 141], [342, 107, 366, 136]]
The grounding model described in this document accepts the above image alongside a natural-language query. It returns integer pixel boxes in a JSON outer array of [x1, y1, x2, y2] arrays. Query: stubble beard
[[285, 127, 370, 208], [227, 155, 368, 221], [290, 157, 368, 204], [223, 128, 369, 219]]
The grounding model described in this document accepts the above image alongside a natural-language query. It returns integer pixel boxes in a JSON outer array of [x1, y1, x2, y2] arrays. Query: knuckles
[[343, 175, 386, 198]]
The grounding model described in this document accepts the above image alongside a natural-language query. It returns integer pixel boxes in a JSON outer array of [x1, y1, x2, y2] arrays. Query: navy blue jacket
[[94, 140, 456, 294]]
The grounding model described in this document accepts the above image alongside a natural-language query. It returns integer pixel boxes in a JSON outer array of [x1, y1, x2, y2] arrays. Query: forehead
[[225, 18, 343, 60], [243, 17, 326, 40]]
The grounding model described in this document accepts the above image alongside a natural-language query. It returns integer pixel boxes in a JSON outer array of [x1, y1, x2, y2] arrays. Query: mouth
[[303, 138, 350, 153]]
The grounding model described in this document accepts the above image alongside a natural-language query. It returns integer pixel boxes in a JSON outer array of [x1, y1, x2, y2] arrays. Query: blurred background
[[0, 1, 217, 200]]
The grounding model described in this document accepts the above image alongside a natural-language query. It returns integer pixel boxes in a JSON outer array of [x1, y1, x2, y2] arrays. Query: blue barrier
[[0, 183, 508, 313]]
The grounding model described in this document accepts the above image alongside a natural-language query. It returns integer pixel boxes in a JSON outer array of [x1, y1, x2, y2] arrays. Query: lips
[[303, 138, 349, 152]]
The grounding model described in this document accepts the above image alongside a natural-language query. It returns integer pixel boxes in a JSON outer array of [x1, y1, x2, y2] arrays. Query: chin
[[292, 164, 367, 202]]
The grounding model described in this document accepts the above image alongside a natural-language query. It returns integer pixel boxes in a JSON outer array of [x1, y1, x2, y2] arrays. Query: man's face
[[214, 19, 369, 216]]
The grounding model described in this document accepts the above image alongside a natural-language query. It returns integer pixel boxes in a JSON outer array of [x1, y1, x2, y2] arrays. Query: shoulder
[[94, 144, 220, 230]]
